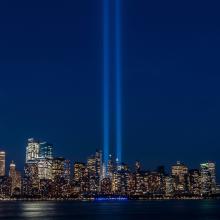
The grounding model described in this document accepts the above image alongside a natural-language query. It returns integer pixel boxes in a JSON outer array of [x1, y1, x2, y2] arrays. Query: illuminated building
[[39, 142, 53, 159], [26, 138, 40, 163], [165, 176, 174, 196], [100, 177, 112, 194], [26, 139, 54, 180], [200, 162, 216, 195], [9, 161, 22, 195], [111, 164, 130, 195], [189, 169, 201, 196], [171, 161, 189, 193], [37, 158, 53, 180], [87, 150, 102, 193], [52, 157, 65, 179], [146, 172, 165, 195], [24, 162, 39, 196], [107, 154, 114, 178], [52, 157, 70, 198], [0, 151, 6, 176], [112, 171, 121, 194], [74, 162, 86, 183], [0, 176, 11, 198], [134, 171, 145, 196], [95, 150, 102, 178]]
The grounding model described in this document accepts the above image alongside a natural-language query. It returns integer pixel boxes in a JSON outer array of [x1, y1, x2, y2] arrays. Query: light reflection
[[20, 202, 55, 218]]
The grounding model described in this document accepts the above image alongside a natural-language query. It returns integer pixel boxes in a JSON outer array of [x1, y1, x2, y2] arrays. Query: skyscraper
[[189, 169, 201, 195], [200, 162, 216, 195], [9, 161, 21, 195], [171, 161, 189, 193], [26, 138, 40, 163], [0, 151, 6, 176], [39, 142, 53, 159], [74, 162, 86, 183]]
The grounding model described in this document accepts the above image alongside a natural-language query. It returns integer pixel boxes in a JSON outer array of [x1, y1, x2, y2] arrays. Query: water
[[0, 200, 219, 220]]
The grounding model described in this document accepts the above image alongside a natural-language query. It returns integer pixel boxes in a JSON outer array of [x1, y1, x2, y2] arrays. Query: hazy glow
[[103, 0, 110, 170], [115, 0, 122, 163]]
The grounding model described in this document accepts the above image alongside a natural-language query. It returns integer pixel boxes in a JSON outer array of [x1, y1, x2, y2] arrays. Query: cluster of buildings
[[0, 138, 219, 199]]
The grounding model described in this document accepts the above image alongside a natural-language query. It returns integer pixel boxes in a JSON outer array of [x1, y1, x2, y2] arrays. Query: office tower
[[38, 142, 53, 180], [100, 177, 112, 194], [9, 161, 16, 193], [171, 161, 189, 193], [165, 176, 174, 196], [134, 170, 145, 196], [0, 151, 6, 176], [95, 150, 102, 178], [107, 154, 114, 178], [87, 150, 103, 193], [23, 162, 39, 197], [111, 163, 131, 195], [52, 157, 65, 179], [9, 161, 21, 195], [87, 155, 98, 193], [189, 169, 201, 195], [37, 158, 53, 180], [74, 162, 86, 182], [64, 159, 71, 182], [200, 162, 216, 195], [51, 157, 70, 197], [26, 138, 40, 163], [144, 171, 164, 195], [39, 142, 53, 159], [112, 171, 121, 194], [0, 176, 11, 198]]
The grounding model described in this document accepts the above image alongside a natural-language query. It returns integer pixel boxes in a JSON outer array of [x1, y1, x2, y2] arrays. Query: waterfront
[[0, 200, 219, 220]]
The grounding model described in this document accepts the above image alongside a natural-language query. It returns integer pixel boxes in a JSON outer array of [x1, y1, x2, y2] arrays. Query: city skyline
[[0, 1, 220, 183], [0, 137, 219, 199]]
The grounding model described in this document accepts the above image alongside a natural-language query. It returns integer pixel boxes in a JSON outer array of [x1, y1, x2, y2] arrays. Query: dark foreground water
[[0, 200, 220, 220]]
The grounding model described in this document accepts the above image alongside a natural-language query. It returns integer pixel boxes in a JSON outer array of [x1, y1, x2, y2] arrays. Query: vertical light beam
[[103, 0, 110, 170], [115, 0, 122, 163]]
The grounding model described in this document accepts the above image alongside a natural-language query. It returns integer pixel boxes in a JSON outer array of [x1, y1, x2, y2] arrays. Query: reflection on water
[[0, 200, 219, 220], [20, 202, 56, 218]]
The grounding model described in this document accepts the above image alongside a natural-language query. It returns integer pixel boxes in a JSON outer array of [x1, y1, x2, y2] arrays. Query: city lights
[[0, 138, 219, 200]]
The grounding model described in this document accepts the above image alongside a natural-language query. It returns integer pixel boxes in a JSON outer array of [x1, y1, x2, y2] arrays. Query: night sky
[[0, 0, 220, 177]]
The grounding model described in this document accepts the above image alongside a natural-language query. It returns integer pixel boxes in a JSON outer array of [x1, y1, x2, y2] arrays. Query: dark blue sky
[[0, 0, 220, 177]]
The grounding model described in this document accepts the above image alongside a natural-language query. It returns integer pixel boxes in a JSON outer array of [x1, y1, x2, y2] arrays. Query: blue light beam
[[115, 0, 122, 163], [103, 0, 110, 170]]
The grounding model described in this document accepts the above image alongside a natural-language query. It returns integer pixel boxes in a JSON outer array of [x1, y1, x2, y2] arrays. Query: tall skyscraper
[[26, 138, 40, 163], [9, 161, 21, 195], [74, 162, 86, 183], [171, 161, 189, 193], [39, 142, 53, 159], [189, 169, 201, 195], [0, 151, 6, 176], [200, 162, 216, 195]]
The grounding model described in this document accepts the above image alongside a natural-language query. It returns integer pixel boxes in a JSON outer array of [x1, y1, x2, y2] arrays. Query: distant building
[[37, 158, 53, 180], [165, 176, 174, 196], [26, 138, 40, 163], [200, 162, 216, 195], [74, 162, 86, 183], [9, 161, 21, 195], [39, 142, 53, 159], [87, 150, 102, 193], [171, 161, 189, 194], [0, 151, 6, 176], [189, 169, 201, 196]]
